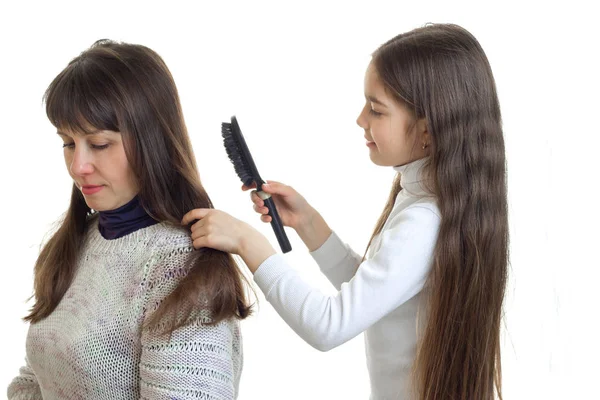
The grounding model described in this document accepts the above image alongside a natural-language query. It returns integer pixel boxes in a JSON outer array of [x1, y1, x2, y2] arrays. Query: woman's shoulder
[[143, 222, 196, 275], [142, 222, 196, 292], [81, 217, 193, 257], [149, 221, 194, 255]]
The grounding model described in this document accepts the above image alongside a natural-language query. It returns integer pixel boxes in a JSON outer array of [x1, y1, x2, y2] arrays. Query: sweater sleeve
[[309, 230, 363, 289], [253, 206, 440, 352], [138, 248, 242, 400], [7, 358, 42, 400]]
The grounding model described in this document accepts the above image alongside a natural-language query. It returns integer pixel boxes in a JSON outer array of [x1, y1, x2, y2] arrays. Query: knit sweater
[[253, 157, 441, 399], [8, 220, 242, 400]]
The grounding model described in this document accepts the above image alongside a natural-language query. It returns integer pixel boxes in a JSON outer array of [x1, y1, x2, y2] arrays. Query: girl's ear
[[416, 117, 428, 136], [417, 118, 430, 146]]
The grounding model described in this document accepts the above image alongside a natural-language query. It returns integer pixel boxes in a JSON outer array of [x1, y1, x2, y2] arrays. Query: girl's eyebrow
[[367, 95, 387, 107]]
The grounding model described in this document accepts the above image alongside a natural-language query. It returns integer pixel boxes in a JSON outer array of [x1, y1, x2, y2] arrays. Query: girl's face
[[58, 129, 138, 211], [356, 62, 429, 167]]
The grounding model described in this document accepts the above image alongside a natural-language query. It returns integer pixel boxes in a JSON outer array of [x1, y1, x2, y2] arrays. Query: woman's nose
[[70, 147, 94, 176]]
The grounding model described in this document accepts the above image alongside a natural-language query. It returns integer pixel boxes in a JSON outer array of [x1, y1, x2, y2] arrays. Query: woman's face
[[58, 128, 138, 211]]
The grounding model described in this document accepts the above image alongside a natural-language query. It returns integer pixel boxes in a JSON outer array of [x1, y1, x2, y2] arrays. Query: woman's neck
[[97, 196, 158, 240]]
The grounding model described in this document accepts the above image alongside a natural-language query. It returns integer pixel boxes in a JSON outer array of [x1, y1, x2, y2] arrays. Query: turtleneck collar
[[392, 157, 434, 197], [97, 196, 159, 240]]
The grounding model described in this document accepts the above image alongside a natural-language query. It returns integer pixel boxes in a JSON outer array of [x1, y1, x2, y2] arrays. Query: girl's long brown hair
[[24, 39, 252, 334], [366, 24, 508, 399]]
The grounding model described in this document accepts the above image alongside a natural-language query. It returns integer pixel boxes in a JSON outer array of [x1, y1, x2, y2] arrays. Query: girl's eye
[[369, 109, 383, 117], [62, 143, 75, 149]]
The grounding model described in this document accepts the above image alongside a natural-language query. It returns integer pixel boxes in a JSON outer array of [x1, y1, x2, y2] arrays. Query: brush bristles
[[221, 122, 254, 187]]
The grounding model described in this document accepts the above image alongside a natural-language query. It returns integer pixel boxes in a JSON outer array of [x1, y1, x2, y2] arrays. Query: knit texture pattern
[[8, 220, 242, 400]]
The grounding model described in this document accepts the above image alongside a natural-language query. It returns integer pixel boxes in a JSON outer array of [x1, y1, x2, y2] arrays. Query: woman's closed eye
[[62, 143, 110, 150]]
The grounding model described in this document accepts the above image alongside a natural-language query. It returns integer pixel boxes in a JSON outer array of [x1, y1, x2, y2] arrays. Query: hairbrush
[[221, 116, 292, 253]]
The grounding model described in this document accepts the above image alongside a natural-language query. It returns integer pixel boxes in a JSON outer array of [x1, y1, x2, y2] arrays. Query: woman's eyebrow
[[56, 129, 103, 136]]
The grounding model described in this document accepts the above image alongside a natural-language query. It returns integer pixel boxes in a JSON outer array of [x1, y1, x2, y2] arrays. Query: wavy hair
[[365, 24, 508, 399]]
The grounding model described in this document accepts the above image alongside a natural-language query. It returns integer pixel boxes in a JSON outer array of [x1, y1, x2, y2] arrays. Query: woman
[[8, 39, 250, 400]]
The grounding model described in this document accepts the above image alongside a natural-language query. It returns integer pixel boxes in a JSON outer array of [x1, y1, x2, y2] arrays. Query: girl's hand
[[181, 208, 276, 273], [243, 180, 333, 252], [242, 180, 314, 231]]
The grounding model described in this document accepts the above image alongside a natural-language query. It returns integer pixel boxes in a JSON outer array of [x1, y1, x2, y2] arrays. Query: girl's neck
[[393, 157, 432, 197]]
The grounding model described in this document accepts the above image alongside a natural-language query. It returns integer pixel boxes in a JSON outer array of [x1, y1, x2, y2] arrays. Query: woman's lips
[[81, 185, 104, 195]]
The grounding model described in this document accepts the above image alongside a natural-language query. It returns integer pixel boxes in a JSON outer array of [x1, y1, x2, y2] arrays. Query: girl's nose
[[356, 104, 369, 130]]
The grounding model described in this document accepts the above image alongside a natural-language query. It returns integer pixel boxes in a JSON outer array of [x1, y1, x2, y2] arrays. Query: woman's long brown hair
[[24, 40, 252, 334], [365, 24, 508, 399]]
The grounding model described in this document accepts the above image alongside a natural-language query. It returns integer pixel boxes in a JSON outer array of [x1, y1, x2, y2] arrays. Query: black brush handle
[[262, 196, 292, 253]]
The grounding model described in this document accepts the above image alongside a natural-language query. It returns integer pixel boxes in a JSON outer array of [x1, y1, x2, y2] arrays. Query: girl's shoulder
[[380, 197, 441, 240], [396, 196, 441, 221]]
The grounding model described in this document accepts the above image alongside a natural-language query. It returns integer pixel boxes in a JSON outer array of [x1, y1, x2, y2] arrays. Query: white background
[[1, 1, 598, 399]]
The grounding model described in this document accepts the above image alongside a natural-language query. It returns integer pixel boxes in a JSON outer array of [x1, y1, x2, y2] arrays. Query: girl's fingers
[[242, 182, 258, 191], [253, 204, 269, 214], [250, 190, 264, 207], [261, 215, 272, 223], [181, 208, 211, 225], [264, 179, 282, 186], [191, 222, 211, 241], [191, 227, 203, 241], [192, 236, 208, 250], [191, 218, 204, 232], [261, 181, 287, 195]]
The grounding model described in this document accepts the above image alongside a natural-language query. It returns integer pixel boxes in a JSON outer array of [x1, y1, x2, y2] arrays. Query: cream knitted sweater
[[8, 220, 242, 400]]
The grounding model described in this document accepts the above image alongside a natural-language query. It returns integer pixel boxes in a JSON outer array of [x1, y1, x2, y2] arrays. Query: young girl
[[8, 40, 250, 399], [182, 23, 508, 399]]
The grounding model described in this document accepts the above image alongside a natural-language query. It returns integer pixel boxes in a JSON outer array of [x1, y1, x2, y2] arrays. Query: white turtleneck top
[[253, 157, 441, 399]]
